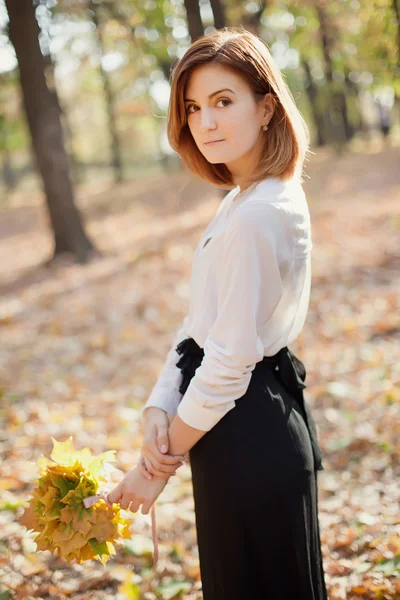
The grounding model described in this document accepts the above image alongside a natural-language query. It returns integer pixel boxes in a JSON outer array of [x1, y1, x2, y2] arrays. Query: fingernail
[[161, 445, 167, 453]]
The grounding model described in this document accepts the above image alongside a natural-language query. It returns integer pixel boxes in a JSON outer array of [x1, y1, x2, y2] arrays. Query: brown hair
[[167, 27, 310, 189]]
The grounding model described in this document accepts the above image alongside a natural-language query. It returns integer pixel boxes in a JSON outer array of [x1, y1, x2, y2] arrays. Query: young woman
[[109, 26, 328, 600]]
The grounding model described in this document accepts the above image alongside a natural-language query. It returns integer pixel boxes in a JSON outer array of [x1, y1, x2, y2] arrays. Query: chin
[[205, 157, 226, 164], [203, 150, 233, 163]]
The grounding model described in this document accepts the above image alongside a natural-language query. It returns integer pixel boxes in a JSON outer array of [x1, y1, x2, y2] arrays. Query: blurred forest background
[[0, 0, 400, 599], [0, 0, 399, 243]]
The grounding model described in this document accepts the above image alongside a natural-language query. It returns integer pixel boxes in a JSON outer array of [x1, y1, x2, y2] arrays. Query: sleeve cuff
[[142, 389, 182, 418], [177, 394, 236, 431]]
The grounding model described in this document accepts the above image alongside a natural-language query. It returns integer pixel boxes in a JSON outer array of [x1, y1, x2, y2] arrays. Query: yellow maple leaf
[[19, 438, 132, 564], [40, 485, 59, 508]]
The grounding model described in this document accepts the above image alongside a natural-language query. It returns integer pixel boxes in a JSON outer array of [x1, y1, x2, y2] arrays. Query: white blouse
[[142, 175, 313, 432]]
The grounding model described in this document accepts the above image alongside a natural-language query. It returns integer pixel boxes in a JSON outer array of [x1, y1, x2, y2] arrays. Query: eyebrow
[[184, 88, 236, 103]]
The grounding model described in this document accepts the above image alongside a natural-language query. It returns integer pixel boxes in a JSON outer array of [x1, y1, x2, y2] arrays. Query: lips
[[204, 139, 224, 145]]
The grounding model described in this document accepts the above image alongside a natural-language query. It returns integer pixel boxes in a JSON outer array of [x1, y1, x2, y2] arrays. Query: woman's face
[[184, 63, 274, 183]]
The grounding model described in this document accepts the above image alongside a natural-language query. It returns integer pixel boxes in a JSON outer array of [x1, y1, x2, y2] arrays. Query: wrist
[[143, 406, 168, 422]]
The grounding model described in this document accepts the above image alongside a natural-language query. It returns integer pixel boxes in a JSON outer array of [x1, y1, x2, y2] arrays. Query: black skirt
[[175, 337, 328, 600]]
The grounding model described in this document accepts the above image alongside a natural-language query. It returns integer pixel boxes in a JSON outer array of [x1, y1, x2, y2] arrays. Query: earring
[[263, 124, 268, 131]]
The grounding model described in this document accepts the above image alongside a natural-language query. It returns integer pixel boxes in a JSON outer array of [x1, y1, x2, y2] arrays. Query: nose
[[199, 108, 217, 132]]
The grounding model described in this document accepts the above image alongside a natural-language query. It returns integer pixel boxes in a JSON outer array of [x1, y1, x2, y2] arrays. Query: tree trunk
[[43, 51, 82, 184], [91, 4, 123, 183], [183, 0, 205, 42], [5, 0, 96, 263], [314, 0, 351, 144], [301, 59, 326, 146], [314, 1, 333, 83], [209, 0, 226, 29], [344, 68, 364, 135]]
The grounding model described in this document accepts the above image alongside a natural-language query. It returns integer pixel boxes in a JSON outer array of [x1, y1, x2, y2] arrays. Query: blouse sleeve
[[142, 315, 189, 418], [177, 204, 285, 431]]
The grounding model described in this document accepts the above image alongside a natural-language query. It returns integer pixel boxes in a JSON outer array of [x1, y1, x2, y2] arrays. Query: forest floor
[[0, 140, 399, 600]]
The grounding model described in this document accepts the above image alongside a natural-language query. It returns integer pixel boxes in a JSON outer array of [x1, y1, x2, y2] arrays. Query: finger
[[156, 424, 169, 453], [147, 427, 185, 464], [144, 455, 180, 477], [157, 461, 183, 474], [107, 483, 123, 505], [141, 498, 153, 515], [141, 430, 158, 457], [161, 454, 186, 464], [137, 459, 147, 478], [128, 499, 141, 513], [143, 437, 184, 464], [146, 423, 158, 445], [145, 449, 185, 466], [139, 456, 153, 480], [144, 453, 163, 472], [120, 499, 131, 511], [143, 455, 157, 476], [144, 456, 173, 477], [104, 493, 113, 508]]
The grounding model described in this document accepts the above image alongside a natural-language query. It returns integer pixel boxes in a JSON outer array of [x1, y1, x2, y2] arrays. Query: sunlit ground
[[0, 141, 399, 599]]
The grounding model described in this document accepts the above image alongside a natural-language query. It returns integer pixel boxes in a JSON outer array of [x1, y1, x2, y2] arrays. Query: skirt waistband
[[175, 336, 324, 471], [175, 337, 304, 401]]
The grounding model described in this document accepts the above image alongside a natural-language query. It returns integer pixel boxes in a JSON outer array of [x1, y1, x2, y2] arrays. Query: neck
[[236, 181, 255, 194], [236, 182, 250, 193]]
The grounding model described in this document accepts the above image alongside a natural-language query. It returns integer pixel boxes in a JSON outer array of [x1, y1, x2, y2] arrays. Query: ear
[[261, 92, 276, 121]]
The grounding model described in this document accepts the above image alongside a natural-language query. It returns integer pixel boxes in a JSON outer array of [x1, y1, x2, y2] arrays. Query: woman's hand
[[139, 407, 185, 480], [107, 466, 169, 515]]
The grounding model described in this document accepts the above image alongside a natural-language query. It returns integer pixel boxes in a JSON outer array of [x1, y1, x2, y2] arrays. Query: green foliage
[[1, 0, 399, 190]]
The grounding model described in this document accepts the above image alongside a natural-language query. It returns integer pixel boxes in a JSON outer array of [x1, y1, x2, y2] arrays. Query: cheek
[[228, 106, 259, 137], [187, 118, 199, 137], [231, 119, 258, 144]]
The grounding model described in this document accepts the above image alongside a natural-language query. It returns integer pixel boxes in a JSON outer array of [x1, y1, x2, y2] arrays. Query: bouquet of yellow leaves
[[20, 438, 132, 565]]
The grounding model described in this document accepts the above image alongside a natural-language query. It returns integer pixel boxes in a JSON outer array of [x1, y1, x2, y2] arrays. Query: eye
[[186, 98, 232, 115], [217, 98, 232, 109], [186, 104, 198, 115]]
